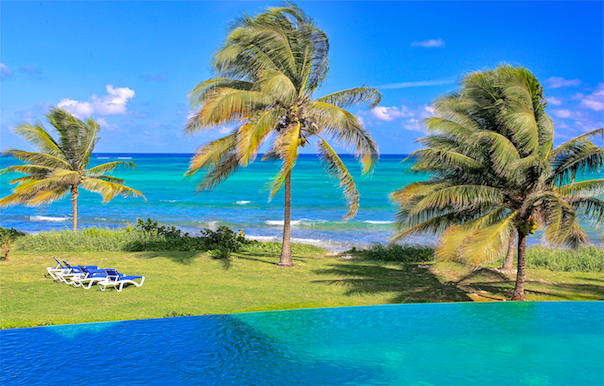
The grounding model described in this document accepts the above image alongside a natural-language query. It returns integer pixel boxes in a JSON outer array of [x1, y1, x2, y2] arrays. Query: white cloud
[[378, 79, 455, 90], [58, 85, 135, 119], [411, 39, 445, 48], [218, 126, 232, 134], [551, 109, 573, 118], [1, 63, 12, 79], [547, 96, 563, 106], [546, 76, 581, 88], [578, 85, 604, 111], [96, 117, 119, 131], [371, 106, 414, 121]]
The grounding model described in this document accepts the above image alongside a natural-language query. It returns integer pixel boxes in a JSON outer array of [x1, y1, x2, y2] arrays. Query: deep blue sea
[[0, 153, 601, 251]]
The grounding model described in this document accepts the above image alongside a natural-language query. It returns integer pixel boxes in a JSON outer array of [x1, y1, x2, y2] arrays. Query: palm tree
[[391, 65, 604, 300], [1, 107, 144, 231], [184, 3, 380, 266]]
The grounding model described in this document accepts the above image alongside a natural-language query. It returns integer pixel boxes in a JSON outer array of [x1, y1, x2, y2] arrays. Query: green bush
[[0, 227, 26, 239], [15, 221, 252, 253], [353, 243, 435, 262], [526, 246, 604, 272], [200, 226, 251, 252]]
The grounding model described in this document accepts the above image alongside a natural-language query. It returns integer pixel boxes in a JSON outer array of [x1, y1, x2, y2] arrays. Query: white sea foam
[[264, 219, 325, 227], [30, 215, 69, 222], [117, 157, 132, 159], [160, 200, 178, 203], [247, 235, 280, 242], [236, 201, 251, 205], [247, 234, 365, 252], [364, 220, 394, 224], [96, 157, 110, 159]]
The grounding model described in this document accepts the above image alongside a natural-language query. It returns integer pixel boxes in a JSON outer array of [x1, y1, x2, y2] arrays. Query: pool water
[[1, 302, 603, 385]]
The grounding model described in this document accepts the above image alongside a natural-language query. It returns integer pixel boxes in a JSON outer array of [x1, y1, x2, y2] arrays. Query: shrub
[[200, 226, 250, 252], [526, 246, 604, 272], [15, 221, 252, 253], [354, 243, 435, 262]]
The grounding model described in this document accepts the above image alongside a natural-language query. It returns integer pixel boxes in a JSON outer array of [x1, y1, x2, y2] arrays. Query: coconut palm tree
[[184, 3, 380, 266], [391, 65, 604, 300], [1, 107, 144, 231]]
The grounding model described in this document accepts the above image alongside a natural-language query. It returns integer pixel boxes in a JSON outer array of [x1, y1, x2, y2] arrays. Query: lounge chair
[[67, 266, 110, 289], [98, 269, 145, 292], [58, 261, 99, 283], [46, 258, 98, 282]]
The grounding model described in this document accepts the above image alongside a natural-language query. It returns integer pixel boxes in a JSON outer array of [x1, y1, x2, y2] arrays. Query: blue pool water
[[2, 302, 603, 385]]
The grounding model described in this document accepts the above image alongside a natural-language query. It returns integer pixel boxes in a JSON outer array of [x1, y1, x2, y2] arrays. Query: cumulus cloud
[[546, 76, 581, 88], [547, 96, 563, 106], [371, 106, 414, 121], [551, 109, 573, 118], [57, 85, 135, 119], [141, 72, 168, 82], [411, 39, 445, 48], [1, 63, 12, 79], [578, 85, 604, 111]]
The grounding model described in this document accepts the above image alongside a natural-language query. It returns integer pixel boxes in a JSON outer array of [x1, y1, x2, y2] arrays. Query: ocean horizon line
[[87, 153, 411, 158]]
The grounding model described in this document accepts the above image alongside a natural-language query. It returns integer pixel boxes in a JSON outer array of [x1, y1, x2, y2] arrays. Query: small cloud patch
[[411, 39, 445, 48], [1, 63, 12, 79], [141, 72, 168, 82], [546, 76, 581, 88]]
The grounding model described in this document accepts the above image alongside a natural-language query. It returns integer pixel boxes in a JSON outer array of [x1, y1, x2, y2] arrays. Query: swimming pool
[[2, 302, 602, 385]]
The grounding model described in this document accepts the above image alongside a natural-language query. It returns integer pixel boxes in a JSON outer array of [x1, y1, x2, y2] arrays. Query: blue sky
[[1, 1, 603, 155]]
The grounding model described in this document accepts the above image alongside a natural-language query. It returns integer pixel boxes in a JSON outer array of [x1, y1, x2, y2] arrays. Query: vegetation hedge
[[525, 246, 604, 272]]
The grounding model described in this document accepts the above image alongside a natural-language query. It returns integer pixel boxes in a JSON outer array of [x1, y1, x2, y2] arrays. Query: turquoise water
[[1, 154, 601, 251], [1, 302, 603, 385]]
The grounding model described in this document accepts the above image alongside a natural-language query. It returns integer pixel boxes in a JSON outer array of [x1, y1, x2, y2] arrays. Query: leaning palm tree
[[1, 107, 144, 231], [392, 65, 604, 300], [184, 3, 380, 266]]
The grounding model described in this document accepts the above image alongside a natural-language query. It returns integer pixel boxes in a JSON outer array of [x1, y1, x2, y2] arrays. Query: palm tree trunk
[[501, 229, 517, 270], [511, 225, 527, 300], [71, 185, 78, 232], [278, 171, 294, 267]]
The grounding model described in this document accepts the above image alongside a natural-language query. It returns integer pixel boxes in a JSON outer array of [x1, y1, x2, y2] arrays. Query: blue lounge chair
[[98, 269, 145, 292], [46, 258, 98, 282], [68, 266, 111, 289], [58, 261, 99, 283]]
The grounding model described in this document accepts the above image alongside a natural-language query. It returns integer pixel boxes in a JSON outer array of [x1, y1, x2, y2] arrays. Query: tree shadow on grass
[[135, 251, 204, 265], [454, 268, 604, 300], [312, 262, 472, 304], [235, 251, 316, 265]]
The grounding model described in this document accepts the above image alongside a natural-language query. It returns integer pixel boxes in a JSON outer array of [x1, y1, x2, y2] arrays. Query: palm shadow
[[453, 268, 604, 300], [136, 251, 204, 265], [312, 261, 472, 303]]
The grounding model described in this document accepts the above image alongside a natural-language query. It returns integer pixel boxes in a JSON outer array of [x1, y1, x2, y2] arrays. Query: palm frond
[[2, 149, 71, 169], [189, 78, 256, 109], [559, 179, 604, 197], [237, 109, 283, 166], [81, 178, 144, 203], [184, 89, 269, 135], [316, 136, 360, 220], [269, 122, 300, 198], [307, 102, 378, 173], [316, 87, 381, 109], [11, 122, 64, 158], [88, 161, 136, 176]]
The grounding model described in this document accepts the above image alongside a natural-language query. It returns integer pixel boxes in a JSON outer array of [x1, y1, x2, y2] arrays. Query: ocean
[[0, 153, 601, 251]]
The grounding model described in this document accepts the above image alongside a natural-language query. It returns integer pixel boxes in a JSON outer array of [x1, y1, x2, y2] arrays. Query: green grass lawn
[[1, 246, 603, 328]]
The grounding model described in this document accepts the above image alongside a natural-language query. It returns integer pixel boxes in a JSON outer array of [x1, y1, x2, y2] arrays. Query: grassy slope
[[1, 248, 603, 328]]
